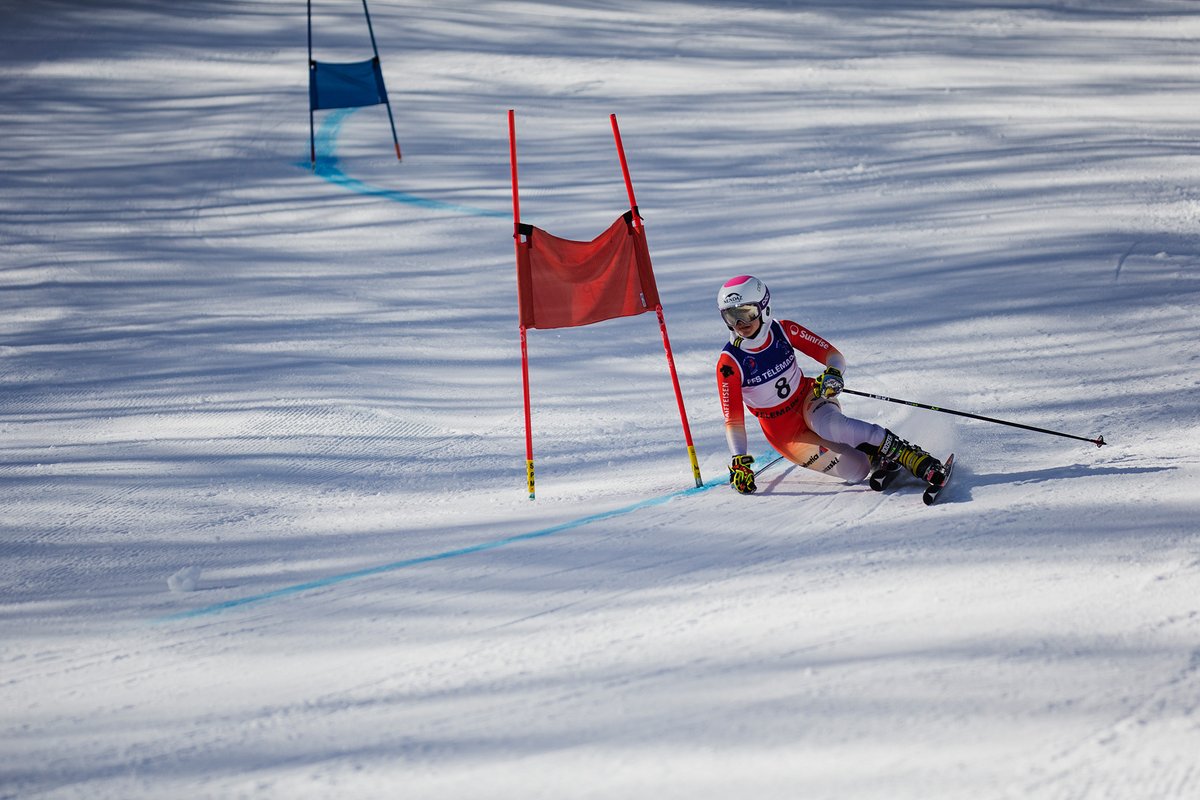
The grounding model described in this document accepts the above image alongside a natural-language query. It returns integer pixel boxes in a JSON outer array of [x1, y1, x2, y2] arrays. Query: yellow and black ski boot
[[878, 430, 945, 485]]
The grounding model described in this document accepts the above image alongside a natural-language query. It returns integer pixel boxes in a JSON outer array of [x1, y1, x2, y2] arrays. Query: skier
[[715, 274, 947, 495]]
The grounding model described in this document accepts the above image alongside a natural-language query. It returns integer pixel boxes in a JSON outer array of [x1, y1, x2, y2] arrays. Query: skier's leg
[[759, 395, 871, 483], [804, 396, 887, 451], [804, 395, 945, 484], [817, 440, 872, 483]]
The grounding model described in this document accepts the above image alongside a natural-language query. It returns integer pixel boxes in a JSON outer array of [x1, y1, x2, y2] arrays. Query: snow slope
[[2, 1, 1199, 797]]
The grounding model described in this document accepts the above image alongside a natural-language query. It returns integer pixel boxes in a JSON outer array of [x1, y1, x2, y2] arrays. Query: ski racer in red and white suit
[[717, 316, 879, 484], [714, 274, 946, 495]]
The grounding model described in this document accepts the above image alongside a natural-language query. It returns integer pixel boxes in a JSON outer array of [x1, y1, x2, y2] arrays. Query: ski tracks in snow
[[1012, 623, 1200, 800]]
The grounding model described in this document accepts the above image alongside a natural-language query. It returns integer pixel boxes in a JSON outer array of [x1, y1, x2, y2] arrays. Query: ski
[[922, 453, 955, 506], [868, 461, 901, 492]]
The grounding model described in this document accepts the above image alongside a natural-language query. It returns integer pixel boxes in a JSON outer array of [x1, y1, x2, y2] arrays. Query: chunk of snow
[[167, 566, 202, 593]]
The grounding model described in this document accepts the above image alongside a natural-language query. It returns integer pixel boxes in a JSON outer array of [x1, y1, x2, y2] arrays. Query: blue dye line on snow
[[156, 475, 733, 623], [304, 108, 507, 218]]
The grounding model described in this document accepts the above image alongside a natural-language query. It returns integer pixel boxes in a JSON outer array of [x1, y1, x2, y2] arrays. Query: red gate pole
[[509, 110, 536, 499], [610, 114, 703, 488]]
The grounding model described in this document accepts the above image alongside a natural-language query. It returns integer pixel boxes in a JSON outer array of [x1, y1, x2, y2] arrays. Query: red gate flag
[[515, 211, 661, 330], [508, 110, 703, 499]]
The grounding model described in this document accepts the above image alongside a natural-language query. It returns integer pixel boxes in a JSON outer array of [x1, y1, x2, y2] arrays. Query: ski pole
[[843, 389, 1106, 447], [754, 454, 786, 477]]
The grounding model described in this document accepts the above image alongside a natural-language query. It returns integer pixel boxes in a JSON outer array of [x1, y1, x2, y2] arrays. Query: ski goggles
[[721, 304, 762, 327]]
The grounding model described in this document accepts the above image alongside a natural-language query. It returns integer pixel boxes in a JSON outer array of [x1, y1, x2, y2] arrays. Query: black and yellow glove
[[728, 454, 756, 494], [812, 366, 844, 399]]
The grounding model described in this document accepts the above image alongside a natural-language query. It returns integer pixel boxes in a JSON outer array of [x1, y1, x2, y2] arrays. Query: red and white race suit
[[716, 318, 883, 483]]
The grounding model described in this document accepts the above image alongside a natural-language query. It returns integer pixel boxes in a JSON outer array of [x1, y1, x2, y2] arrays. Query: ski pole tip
[[1095, 435, 1106, 447]]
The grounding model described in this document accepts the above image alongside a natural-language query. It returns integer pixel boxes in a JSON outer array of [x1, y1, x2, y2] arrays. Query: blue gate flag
[[308, 0, 402, 167], [310, 58, 388, 111]]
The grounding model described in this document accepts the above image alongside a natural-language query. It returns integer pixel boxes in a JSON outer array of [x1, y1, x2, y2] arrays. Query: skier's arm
[[779, 319, 846, 371], [716, 353, 749, 456]]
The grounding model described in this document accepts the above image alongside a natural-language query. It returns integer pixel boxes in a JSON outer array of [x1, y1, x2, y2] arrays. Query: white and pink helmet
[[717, 275, 772, 342]]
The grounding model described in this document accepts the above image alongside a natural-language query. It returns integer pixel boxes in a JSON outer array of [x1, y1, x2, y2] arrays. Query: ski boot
[[877, 430, 947, 487]]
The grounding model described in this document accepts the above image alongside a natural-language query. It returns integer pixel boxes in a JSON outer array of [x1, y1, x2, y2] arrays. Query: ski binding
[[922, 453, 955, 506]]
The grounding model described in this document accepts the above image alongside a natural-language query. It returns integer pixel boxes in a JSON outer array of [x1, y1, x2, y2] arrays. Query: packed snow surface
[[2, 1, 1199, 797]]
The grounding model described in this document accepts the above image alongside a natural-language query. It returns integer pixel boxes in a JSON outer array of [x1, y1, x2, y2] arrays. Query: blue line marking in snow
[[304, 108, 507, 218], [156, 474, 733, 623]]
